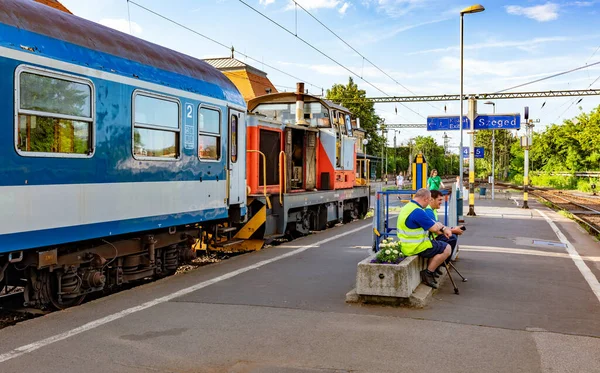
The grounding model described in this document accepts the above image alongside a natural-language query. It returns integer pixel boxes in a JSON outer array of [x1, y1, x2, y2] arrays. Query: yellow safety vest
[[397, 202, 433, 256], [425, 205, 438, 222]]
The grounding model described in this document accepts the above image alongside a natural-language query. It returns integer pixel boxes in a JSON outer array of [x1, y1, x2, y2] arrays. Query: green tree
[[326, 77, 384, 156], [474, 129, 515, 180]]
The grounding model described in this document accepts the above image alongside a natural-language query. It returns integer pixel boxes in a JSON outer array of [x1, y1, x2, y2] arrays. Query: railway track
[[495, 181, 600, 237], [533, 190, 600, 237], [0, 253, 224, 330]]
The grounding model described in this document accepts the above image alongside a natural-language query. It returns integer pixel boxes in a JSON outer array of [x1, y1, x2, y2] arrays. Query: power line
[[495, 60, 600, 93], [127, 0, 324, 92], [238, 0, 425, 119], [337, 88, 600, 103], [554, 69, 600, 123], [288, 0, 443, 113]]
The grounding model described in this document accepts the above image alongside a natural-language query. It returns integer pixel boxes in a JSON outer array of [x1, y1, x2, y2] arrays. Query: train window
[[133, 92, 180, 160], [16, 68, 94, 157], [230, 114, 238, 163], [198, 107, 221, 160]]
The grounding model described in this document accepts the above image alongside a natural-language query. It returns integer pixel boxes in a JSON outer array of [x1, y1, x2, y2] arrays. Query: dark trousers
[[435, 234, 457, 250], [434, 234, 459, 262]]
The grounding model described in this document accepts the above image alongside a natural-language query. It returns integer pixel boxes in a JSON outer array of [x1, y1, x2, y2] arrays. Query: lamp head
[[460, 4, 485, 14], [484, 101, 495, 105]]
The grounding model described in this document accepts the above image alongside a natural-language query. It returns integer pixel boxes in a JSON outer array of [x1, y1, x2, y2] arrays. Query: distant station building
[[203, 57, 278, 103], [34, 0, 72, 13]]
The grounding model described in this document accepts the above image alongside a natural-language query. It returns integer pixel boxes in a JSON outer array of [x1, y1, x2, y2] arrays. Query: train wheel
[[163, 245, 179, 275], [45, 270, 86, 310]]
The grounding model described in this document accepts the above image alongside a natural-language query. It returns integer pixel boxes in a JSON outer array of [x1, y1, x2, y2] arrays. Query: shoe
[[420, 270, 438, 289], [435, 267, 444, 276]]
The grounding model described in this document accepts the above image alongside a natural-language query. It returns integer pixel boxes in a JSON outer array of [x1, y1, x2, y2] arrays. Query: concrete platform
[[0, 198, 599, 372]]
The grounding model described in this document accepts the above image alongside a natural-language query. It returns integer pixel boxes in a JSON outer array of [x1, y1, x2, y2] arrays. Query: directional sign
[[474, 114, 520, 130], [463, 147, 484, 158], [427, 116, 469, 131], [475, 147, 484, 158]]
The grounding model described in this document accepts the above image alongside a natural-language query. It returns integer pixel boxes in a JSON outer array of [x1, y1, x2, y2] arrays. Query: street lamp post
[[484, 101, 495, 200], [362, 138, 369, 181], [459, 4, 485, 216], [443, 132, 450, 175]]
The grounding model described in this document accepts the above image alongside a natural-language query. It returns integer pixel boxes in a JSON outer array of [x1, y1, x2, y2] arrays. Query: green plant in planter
[[373, 238, 404, 264]]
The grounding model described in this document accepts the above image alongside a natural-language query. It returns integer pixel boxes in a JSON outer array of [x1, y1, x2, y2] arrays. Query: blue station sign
[[427, 116, 469, 131], [463, 147, 485, 158], [474, 114, 520, 130], [475, 147, 484, 158], [428, 113, 520, 131]]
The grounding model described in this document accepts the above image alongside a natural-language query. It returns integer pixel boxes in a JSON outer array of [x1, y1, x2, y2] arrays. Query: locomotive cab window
[[133, 92, 180, 159], [198, 106, 221, 161], [16, 67, 94, 157]]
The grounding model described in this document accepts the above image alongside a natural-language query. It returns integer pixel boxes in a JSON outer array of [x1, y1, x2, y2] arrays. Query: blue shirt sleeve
[[406, 207, 436, 231], [424, 208, 437, 222]]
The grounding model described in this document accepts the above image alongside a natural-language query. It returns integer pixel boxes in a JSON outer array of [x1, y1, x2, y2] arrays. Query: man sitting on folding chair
[[425, 190, 468, 293]]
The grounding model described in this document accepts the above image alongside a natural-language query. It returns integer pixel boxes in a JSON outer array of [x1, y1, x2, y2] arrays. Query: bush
[[530, 174, 577, 189]]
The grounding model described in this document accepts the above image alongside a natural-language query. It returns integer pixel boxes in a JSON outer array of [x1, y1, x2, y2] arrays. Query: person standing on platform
[[396, 188, 452, 288], [396, 173, 404, 189], [427, 169, 445, 191]]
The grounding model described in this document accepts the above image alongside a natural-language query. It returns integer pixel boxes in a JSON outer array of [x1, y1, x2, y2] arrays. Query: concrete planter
[[355, 254, 427, 298]]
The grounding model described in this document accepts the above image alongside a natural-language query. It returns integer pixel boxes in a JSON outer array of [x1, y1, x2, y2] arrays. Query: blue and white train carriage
[[0, 0, 247, 308]]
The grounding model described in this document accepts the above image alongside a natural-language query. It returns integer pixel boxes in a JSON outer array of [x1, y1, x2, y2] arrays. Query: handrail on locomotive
[[279, 151, 286, 206], [246, 149, 272, 210]]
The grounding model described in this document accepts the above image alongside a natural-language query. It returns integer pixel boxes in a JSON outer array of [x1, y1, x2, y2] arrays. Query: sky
[[58, 0, 600, 152]]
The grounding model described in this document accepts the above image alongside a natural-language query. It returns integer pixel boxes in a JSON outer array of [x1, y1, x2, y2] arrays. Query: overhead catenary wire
[[288, 0, 443, 113], [126, 0, 324, 92], [542, 44, 600, 120], [495, 59, 600, 93], [238, 0, 425, 119]]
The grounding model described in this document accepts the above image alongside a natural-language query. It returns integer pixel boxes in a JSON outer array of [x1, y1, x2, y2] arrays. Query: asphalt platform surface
[[0, 198, 598, 372]]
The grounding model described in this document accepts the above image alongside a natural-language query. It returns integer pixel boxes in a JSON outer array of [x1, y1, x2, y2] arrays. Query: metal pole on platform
[[522, 107, 530, 209], [394, 130, 398, 177], [459, 13, 465, 197], [467, 98, 477, 216], [484, 101, 496, 199], [459, 4, 484, 216]]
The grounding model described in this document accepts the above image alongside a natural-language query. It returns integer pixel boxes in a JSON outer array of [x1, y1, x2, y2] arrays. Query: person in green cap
[[427, 169, 444, 191]]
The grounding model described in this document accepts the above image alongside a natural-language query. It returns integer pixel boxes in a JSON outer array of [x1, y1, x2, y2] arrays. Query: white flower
[[393, 250, 399, 254], [385, 250, 391, 255]]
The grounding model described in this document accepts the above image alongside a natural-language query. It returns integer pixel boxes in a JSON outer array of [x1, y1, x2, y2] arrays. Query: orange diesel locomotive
[[235, 83, 370, 245]]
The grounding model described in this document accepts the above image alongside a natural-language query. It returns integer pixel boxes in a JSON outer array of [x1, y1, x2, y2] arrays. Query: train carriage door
[[228, 109, 245, 205]]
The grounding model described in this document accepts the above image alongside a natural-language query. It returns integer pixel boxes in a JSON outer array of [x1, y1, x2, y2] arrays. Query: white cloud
[[259, 0, 276, 5], [355, 18, 450, 44], [566, 1, 595, 6], [339, 2, 350, 14], [98, 18, 142, 36], [363, 0, 430, 17], [285, 0, 341, 10], [505, 2, 560, 22], [407, 36, 572, 55]]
